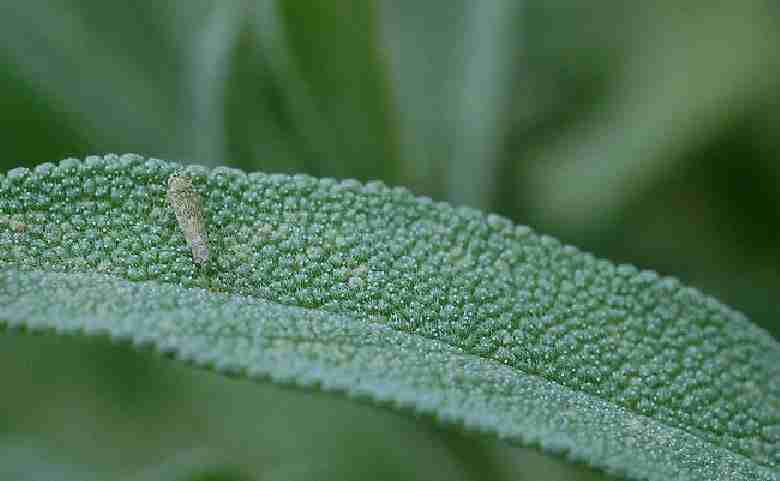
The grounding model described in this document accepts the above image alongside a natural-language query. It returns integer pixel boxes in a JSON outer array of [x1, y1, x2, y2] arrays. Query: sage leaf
[[0, 154, 777, 481]]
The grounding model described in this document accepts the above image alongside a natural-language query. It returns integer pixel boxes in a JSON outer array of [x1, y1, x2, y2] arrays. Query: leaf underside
[[0, 154, 778, 481]]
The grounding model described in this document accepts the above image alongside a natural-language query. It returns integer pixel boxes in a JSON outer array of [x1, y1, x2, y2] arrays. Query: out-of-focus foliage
[[0, 1, 778, 480]]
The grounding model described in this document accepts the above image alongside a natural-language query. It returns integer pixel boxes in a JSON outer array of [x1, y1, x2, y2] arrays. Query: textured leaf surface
[[0, 155, 778, 481]]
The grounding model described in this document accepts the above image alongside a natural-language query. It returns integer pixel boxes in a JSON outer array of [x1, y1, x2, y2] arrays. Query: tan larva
[[167, 174, 209, 265]]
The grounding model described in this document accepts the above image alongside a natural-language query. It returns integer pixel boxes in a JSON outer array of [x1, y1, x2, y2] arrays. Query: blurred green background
[[1, 1, 778, 480]]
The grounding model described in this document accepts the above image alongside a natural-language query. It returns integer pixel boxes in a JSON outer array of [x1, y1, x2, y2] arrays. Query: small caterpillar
[[167, 174, 209, 265]]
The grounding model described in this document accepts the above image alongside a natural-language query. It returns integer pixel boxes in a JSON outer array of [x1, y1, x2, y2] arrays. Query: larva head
[[167, 174, 194, 196]]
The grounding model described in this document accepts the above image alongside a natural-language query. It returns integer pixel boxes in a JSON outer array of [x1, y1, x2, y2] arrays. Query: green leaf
[[0, 332, 492, 481], [1, 154, 778, 481], [378, 0, 522, 207], [0, 441, 101, 481], [0, 441, 248, 481], [276, 0, 400, 182], [0, 1, 194, 161], [0, 0, 404, 175], [521, 1, 780, 236]]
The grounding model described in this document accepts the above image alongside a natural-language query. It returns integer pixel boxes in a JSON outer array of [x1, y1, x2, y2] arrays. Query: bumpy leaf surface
[[0, 155, 778, 481]]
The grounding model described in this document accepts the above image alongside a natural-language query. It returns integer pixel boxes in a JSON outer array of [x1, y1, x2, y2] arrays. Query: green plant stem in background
[[0, 155, 778, 481]]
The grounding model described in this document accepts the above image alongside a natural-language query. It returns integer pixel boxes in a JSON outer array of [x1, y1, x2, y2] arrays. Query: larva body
[[167, 175, 209, 265]]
